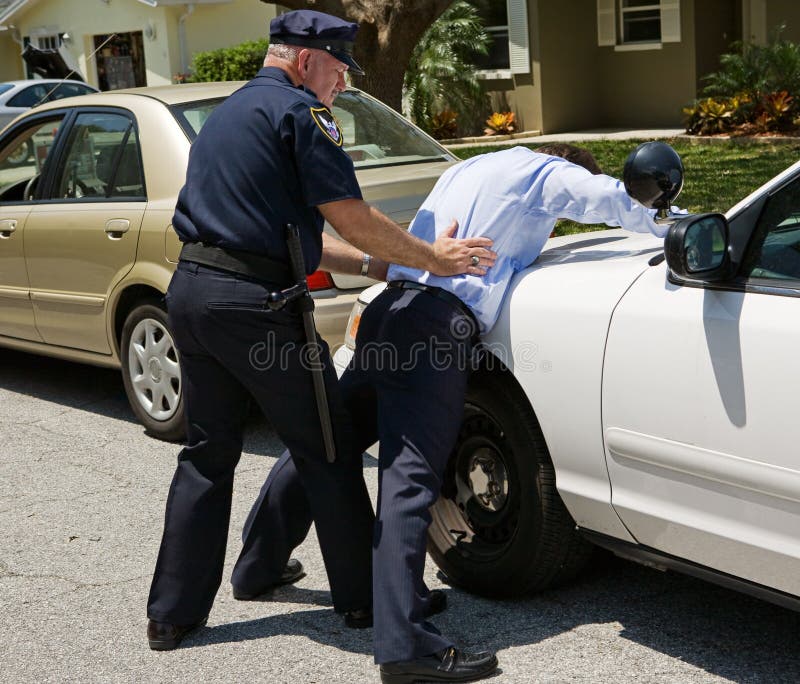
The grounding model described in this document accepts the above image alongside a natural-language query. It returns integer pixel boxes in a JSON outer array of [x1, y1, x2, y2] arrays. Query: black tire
[[120, 301, 185, 442], [428, 367, 593, 597]]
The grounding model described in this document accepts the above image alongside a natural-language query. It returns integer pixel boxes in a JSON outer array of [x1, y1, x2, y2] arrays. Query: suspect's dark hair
[[534, 143, 603, 175]]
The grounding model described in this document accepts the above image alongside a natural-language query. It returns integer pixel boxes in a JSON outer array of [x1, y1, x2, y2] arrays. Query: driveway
[[1, 349, 799, 683]]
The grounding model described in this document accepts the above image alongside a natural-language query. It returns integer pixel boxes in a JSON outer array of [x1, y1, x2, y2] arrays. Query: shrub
[[190, 38, 270, 82]]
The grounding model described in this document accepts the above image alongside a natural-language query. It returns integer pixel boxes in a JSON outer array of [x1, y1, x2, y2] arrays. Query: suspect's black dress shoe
[[147, 617, 207, 651], [232, 558, 305, 600], [379, 647, 498, 684], [344, 589, 448, 629]]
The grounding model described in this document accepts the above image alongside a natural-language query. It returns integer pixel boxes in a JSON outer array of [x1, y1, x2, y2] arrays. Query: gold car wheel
[[121, 301, 185, 441], [127, 316, 181, 422], [118, 299, 186, 443]]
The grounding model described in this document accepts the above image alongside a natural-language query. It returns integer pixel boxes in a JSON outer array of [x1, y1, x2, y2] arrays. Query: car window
[[332, 91, 450, 168], [0, 117, 65, 202], [51, 111, 145, 201], [741, 174, 800, 283], [170, 90, 451, 169], [7, 83, 52, 108], [48, 83, 95, 101], [0, 84, 14, 96]]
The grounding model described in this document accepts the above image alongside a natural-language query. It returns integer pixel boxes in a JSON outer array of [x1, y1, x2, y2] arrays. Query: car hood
[[534, 228, 663, 268]]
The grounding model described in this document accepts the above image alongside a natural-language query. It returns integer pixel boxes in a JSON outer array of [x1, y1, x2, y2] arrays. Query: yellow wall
[[0, 31, 23, 81], [178, 1, 275, 71]]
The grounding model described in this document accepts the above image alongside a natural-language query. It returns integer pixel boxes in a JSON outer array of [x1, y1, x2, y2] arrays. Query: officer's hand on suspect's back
[[431, 221, 497, 276]]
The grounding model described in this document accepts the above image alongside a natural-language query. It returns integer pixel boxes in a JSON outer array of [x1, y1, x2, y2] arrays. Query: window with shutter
[[473, 0, 530, 76], [597, 0, 681, 47]]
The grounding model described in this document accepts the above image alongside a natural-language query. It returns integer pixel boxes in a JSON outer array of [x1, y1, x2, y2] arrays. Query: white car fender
[[483, 231, 664, 539]]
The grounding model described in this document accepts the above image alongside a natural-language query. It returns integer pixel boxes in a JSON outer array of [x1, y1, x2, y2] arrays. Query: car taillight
[[306, 270, 334, 291]]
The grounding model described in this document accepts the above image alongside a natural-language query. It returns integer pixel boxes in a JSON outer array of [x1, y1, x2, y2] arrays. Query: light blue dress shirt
[[386, 146, 666, 333]]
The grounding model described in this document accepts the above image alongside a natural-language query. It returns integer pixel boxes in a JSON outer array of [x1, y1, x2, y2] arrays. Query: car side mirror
[[665, 213, 731, 283]]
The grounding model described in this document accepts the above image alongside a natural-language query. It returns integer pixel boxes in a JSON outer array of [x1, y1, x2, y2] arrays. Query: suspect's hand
[[430, 221, 497, 276]]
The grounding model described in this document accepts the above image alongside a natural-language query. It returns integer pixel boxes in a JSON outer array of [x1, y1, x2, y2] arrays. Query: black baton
[[284, 224, 337, 463]]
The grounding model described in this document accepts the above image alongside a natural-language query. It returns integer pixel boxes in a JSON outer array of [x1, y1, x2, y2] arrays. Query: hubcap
[[440, 406, 519, 549], [128, 318, 180, 422], [467, 448, 508, 512]]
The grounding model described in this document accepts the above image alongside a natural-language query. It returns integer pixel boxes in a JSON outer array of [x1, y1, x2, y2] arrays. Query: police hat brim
[[272, 36, 365, 76]]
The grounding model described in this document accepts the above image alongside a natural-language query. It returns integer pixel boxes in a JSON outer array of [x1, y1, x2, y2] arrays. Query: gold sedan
[[0, 82, 455, 440]]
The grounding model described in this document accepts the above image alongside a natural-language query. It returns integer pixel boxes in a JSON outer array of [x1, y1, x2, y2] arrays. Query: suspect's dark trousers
[[237, 286, 475, 664], [147, 262, 374, 625]]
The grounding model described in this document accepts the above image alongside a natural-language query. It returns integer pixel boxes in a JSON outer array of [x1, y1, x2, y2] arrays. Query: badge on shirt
[[310, 107, 343, 147]]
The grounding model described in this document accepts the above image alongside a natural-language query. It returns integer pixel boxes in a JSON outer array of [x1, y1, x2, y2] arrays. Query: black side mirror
[[665, 213, 731, 283]]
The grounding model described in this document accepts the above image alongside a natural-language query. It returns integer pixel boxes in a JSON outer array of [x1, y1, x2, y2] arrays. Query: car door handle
[[0, 219, 17, 238], [105, 218, 130, 239]]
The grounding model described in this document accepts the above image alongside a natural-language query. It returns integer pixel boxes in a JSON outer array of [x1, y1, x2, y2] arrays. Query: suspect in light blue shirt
[[386, 146, 666, 333]]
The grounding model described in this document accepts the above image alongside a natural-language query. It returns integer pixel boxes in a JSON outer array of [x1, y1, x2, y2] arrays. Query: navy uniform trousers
[[235, 286, 477, 663], [147, 261, 374, 624]]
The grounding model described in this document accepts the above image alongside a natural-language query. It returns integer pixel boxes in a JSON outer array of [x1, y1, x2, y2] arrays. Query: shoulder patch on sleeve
[[310, 107, 344, 146]]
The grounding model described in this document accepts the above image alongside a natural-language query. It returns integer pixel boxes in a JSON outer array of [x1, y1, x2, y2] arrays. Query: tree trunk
[[266, 0, 453, 112]]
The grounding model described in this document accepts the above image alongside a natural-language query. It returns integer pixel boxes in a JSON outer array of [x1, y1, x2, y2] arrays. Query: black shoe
[[147, 617, 207, 651], [232, 558, 305, 600], [344, 589, 448, 629], [379, 647, 498, 683]]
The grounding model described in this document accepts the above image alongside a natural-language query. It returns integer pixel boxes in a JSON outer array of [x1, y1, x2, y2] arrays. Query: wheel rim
[[127, 317, 181, 422], [436, 403, 520, 559]]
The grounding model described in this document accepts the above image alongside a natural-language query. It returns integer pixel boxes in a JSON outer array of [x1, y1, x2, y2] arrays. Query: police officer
[[146, 9, 496, 651], [239, 143, 673, 682]]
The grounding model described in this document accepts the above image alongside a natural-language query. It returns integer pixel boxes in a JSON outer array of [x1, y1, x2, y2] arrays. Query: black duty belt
[[387, 280, 479, 335], [180, 242, 291, 285]]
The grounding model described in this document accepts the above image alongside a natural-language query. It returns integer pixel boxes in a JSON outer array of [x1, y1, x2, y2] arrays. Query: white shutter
[[660, 1, 681, 43], [507, 0, 530, 74], [597, 0, 616, 46]]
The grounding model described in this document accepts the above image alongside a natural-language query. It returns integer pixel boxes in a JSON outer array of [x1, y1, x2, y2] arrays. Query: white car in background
[[0, 79, 97, 132], [335, 160, 800, 611]]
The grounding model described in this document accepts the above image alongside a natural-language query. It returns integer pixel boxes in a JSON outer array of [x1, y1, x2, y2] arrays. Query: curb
[[438, 129, 541, 145]]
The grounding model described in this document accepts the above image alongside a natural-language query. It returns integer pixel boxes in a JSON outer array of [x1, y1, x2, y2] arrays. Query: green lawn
[[452, 138, 800, 235]]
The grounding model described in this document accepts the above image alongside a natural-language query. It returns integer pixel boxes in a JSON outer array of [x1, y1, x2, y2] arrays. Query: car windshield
[[0, 84, 14, 96], [170, 90, 451, 169]]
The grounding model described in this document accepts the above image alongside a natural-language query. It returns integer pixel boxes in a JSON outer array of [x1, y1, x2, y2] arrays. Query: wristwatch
[[360, 253, 371, 277]]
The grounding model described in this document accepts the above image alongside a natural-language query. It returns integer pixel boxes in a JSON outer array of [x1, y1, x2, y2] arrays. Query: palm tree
[[403, 1, 490, 138]]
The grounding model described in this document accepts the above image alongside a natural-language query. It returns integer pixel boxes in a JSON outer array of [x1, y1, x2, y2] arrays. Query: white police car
[[335, 158, 800, 610]]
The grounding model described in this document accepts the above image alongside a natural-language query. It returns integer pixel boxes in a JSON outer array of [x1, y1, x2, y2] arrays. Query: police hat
[[270, 10, 365, 76]]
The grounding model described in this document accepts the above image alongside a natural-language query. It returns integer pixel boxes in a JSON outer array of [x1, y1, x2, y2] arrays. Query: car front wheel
[[120, 301, 184, 441], [427, 368, 593, 598]]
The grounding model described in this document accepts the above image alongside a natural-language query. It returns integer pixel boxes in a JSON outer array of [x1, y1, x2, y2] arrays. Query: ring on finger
[[470, 255, 480, 267]]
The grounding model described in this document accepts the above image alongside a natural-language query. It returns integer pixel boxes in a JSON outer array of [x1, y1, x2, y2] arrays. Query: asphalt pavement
[[2, 348, 800, 683]]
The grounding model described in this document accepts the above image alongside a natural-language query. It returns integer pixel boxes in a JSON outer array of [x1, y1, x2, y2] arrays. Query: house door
[[94, 32, 146, 91]]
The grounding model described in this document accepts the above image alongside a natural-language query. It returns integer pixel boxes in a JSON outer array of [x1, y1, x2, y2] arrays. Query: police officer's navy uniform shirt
[[387, 146, 666, 333], [172, 67, 361, 274]]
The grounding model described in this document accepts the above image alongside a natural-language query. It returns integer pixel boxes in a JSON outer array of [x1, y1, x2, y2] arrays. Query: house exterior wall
[[179, 1, 274, 65], [3, 0, 173, 87], [537, 0, 603, 133], [766, 0, 800, 40], [0, 0, 276, 87]]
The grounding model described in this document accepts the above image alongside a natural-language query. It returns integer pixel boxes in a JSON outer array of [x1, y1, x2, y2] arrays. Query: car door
[[601, 177, 800, 596], [24, 109, 146, 353], [0, 114, 66, 340]]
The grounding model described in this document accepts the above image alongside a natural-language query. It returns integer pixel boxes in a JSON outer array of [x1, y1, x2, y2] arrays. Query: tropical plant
[[484, 111, 516, 136], [429, 110, 459, 140], [702, 24, 800, 102], [403, 0, 491, 137]]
